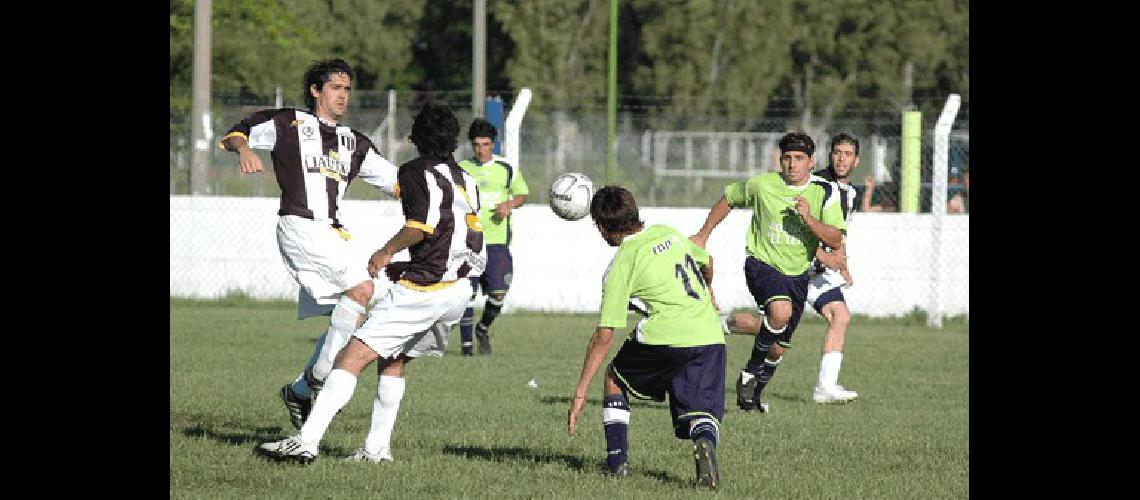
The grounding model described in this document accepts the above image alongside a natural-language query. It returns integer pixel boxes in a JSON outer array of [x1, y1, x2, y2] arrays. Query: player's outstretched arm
[[220, 135, 264, 174], [568, 326, 615, 436], [794, 197, 843, 249], [494, 194, 528, 220], [691, 196, 731, 248]]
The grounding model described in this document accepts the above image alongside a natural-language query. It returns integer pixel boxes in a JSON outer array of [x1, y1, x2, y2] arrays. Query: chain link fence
[[170, 90, 968, 321]]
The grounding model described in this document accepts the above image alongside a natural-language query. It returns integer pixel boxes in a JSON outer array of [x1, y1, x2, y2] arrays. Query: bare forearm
[[573, 328, 614, 398], [510, 195, 528, 208], [701, 256, 714, 287], [221, 135, 250, 154], [805, 218, 843, 250], [380, 226, 426, 257], [697, 197, 732, 237]]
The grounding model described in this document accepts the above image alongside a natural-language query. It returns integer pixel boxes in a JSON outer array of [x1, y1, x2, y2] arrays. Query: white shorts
[[276, 215, 372, 319], [806, 268, 847, 306], [355, 280, 473, 359]]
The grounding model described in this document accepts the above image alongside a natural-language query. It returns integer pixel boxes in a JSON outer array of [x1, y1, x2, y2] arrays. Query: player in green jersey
[[456, 119, 529, 355], [568, 186, 725, 490], [690, 132, 846, 412]]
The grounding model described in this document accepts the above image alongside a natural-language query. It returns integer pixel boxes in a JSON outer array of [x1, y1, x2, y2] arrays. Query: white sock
[[818, 351, 843, 389], [298, 369, 357, 445], [364, 375, 406, 454], [312, 296, 366, 380]]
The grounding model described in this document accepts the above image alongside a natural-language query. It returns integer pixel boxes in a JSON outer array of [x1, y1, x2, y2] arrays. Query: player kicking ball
[[567, 186, 726, 490]]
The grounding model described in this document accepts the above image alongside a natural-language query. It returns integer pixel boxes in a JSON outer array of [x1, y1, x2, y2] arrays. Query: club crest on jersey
[[301, 126, 316, 141], [339, 134, 356, 151]]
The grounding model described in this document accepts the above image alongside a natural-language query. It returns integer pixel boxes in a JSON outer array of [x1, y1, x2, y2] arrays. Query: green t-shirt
[[459, 155, 529, 245], [598, 224, 724, 347], [724, 172, 847, 276]]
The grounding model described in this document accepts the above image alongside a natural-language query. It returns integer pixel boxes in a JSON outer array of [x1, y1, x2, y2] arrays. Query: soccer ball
[[549, 173, 594, 221]]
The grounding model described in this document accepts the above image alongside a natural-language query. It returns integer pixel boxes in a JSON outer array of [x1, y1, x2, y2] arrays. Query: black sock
[[478, 297, 504, 330], [603, 394, 631, 470]]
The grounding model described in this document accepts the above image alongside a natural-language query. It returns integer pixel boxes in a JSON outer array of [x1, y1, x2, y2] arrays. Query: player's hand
[[367, 250, 393, 278], [689, 233, 709, 249], [493, 202, 512, 220], [568, 395, 587, 436], [841, 268, 855, 287], [794, 196, 812, 220], [238, 148, 264, 174]]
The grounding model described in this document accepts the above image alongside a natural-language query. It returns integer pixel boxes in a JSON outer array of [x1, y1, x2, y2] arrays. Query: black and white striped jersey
[[392, 155, 486, 289], [219, 108, 397, 227], [810, 167, 857, 273]]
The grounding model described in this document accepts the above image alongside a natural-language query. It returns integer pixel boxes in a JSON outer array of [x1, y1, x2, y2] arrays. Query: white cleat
[[346, 447, 394, 463], [256, 435, 319, 464], [813, 384, 858, 404]]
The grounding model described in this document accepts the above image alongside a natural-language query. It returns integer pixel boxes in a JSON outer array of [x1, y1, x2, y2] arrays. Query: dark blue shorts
[[609, 337, 726, 439], [811, 287, 845, 314], [471, 244, 513, 296], [744, 256, 809, 348]]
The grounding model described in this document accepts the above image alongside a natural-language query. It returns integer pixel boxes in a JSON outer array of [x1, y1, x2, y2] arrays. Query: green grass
[[170, 298, 968, 498]]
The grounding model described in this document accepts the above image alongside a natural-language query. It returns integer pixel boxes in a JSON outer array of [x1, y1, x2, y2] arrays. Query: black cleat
[[601, 462, 632, 477], [475, 325, 492, 356], [279, 385, 312, 430], [693, 437, 720, 490], [461, 344, 474, 356], [736, 370, 760, 411]]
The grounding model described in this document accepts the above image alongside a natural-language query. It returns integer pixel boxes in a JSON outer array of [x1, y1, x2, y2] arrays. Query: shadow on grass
[[181, 423, 357, 459], [539, 395, 661, 409], [441, 445, 687, 486]]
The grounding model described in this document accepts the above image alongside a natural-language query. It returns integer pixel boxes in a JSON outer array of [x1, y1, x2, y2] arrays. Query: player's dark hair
[[591, 186, 643, 234], [468, 118, 498, 141], [779, 132, 815, 157], [303, 59, 354, 111], [410, 103, 460, 157], [829, 132, 860, 156]]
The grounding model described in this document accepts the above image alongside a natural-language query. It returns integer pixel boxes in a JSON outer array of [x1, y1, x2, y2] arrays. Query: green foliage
[[171, 300, 968, 498]]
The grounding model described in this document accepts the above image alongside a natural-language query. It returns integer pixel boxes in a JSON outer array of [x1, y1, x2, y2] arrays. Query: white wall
[[170, 196, 968, 318]]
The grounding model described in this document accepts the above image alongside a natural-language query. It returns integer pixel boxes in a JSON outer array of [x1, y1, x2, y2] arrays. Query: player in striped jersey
[[218, 59, 399, 430], [258, 103, 486, 464]]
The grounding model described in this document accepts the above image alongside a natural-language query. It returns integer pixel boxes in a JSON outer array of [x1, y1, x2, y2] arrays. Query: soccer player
[[256, 102, 485, 464], [456, 119, 528, 355], [567, 186, 725, 490], [218, 59, 398, 429], [721, 133, 862, 404], [690, 132, 846, 413]]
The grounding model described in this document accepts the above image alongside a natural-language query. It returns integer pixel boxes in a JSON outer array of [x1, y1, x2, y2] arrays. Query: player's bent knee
[[345, 280, 374, 305], [331, 295, 367, 332]]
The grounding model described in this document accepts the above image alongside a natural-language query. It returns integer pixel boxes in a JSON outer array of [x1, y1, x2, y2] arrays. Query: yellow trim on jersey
[[218, 131, 248, 149], [466, 213, 483, 232], [406, 221, 434, 234], [393, 183, 401, 199], [332, 226, 352, 241], [318, 166, 343, 182], [398, 279, 457, 291]]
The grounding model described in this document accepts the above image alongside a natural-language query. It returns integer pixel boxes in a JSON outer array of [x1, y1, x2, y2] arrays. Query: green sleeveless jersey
[[458, 155, 529, 245], [598, 225, 724, 347], [724, 172, 846, 276]]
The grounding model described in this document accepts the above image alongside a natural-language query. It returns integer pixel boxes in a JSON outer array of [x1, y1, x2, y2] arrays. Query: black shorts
[[610, 336, 726, 439], [744, 256, 809, 348]]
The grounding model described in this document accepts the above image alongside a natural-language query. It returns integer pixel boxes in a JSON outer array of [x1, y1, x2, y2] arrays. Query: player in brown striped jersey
[[219, 59, 398, 429], [257, 103, 487, 464]]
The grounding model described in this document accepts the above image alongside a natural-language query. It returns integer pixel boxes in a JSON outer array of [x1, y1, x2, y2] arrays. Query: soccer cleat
[[256, 436, 318, 464], [693, 437, 720, 490], [813, 384, 858, 404], [600, 462, 632, 477], [461, 345, 474, 357], [475, 325, 492, 356], [345, 447, 394, 463], [280, 384, 312, 430], [735, 370, 759, 411]]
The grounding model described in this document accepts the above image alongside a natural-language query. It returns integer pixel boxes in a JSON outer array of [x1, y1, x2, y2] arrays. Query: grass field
[[170, 297, 968, 498]]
